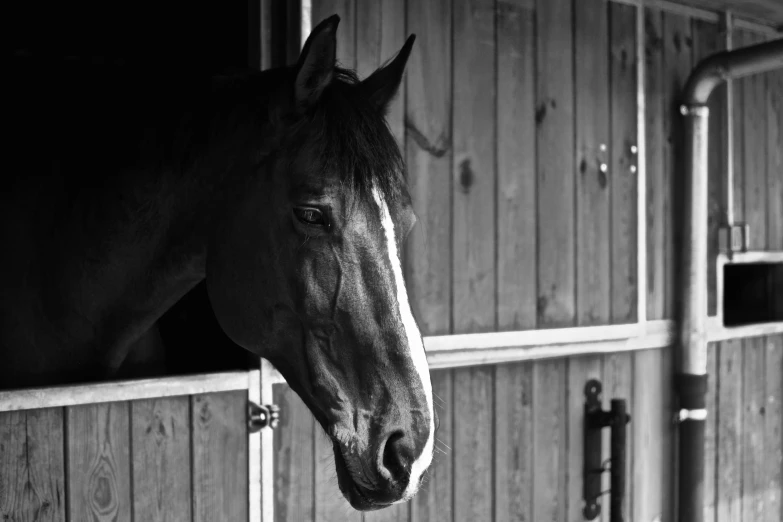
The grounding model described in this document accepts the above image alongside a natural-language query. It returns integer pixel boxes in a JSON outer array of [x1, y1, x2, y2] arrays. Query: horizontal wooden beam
[[0, 371, 252, 412]]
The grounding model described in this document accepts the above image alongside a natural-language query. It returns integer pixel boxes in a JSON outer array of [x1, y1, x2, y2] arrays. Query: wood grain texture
[[609, 1, 639, 325], [631, 348, 665, 522], [0, 408, 66, 522], [67, 401, 131, 522], [452, 0, 496, 334], [716, 339, 743, 522], [741, 336, 767, 521], [661, 11, 692, 320], [355, 0, 406, 147], [191, 391, 248, 522], [531, 359, 567, 522], [767, 68, 783, 252], [691, 18, 725, 318], [566, 356, 602, 522], [311, 0, 356, 70], [404, 0, 452, 336], [645, 7, 666, 321], [496, 0, 537, 331], [601, 352, 634, 522], [493, 362, 533, 522], [131, 397, 191, 522], [575, 0, 611, 327], [452, 367, 493, 522], [410, 370, 453, 522], [535, 0, 575, 328], [763, 334, 783, 522], [741, 31, 769, 251], [273, 384, 315, 522]]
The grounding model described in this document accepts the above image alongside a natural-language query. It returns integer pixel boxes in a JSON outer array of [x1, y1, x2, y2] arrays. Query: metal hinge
[[248, 401, 280, 433], [718, 223, 749, 256]]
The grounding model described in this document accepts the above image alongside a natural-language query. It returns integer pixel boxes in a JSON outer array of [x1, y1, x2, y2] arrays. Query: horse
[[1, 15, 434, 510]]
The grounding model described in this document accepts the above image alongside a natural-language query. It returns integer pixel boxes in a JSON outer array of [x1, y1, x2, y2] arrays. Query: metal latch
[[718, 223, 749, 255], [248, 402, 280, 432]]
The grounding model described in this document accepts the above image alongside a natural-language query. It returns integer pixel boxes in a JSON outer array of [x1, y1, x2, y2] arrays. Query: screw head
[[600, 163, 608, 173], [630, 165, 637, 173], [599, 143, 607, 152], [630, 145, 638, 154]]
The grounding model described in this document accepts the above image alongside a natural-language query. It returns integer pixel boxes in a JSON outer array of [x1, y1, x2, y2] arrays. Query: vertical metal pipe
[[680, 106, 711, 377], [679, 35, 783, 522]]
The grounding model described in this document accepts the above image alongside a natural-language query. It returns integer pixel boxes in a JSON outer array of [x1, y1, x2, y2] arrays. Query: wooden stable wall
[[269, 1, 783, 521], [0, 390, 248, 521]]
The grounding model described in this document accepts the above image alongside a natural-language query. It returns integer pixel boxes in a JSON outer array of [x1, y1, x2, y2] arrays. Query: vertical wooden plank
[[764, 334, 783, 522], [631, 349, 664, 522], [496, 0, 536, 331], [131, 397, 191, 522], [355, 0, 406, 148], [313, 420, 358, 520], [741, 336, 767, 521], [532, 359, 567, 522], [716, 339, 743, 522], [0, 408, 66, 522], [704, 343, 718, 521], [404, 0, 452, 337], [741, 31, 768, 251], [661, 11, 692, 319], [411, 370, 453, 522], [311, 0, 356, 70], [566, 356, 602, 522], [645, 7, 666, 321], [691, 19, 725, 318], [493, 362, 533, 522], [609, 0, 639, 325], [191, 391, 248, 522], [452, 0, 496, 334], [767, 68, 783, 252], [67, 402, 131, 522], [575, 0, 611, 328], [601, 352, 634, 522], [274, 384, 315, 522], [535, 0, 575, 328], [452, 366, 493, 522]]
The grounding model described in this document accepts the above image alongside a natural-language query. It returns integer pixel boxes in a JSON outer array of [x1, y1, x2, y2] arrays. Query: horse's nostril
[[380, 430, 412, 486]]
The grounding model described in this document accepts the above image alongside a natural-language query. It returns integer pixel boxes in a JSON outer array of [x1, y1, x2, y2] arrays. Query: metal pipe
[[678, 35, 783, 522], [609, 399, 628, 522]]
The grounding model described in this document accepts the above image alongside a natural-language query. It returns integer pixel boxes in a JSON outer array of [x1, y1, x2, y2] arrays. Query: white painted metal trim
[[0, 371, 251, 413], [259, 359, 277, 522], [248, 368, 262, 522], [610, 0, 782, 34], [301, 0, 312, 49], [725, 11, 736, 227]]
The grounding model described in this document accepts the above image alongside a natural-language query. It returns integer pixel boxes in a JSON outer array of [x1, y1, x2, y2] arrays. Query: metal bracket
[[718, 223, 749, 256], [583, 380, 632, 522], [248, 402, 280, 433]]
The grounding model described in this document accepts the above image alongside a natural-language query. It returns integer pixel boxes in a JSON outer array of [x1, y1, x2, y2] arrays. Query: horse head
[[205, 15, 433, 511]]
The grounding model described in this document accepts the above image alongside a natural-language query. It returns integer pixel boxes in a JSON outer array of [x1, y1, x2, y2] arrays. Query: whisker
[[435, 438, 451, 451]]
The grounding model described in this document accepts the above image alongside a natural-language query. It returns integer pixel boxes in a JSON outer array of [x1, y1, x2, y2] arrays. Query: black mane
[[301, 66, 408, 208]]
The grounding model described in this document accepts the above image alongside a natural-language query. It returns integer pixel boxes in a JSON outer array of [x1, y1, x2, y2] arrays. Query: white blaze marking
[[370, 187, 434, 500]]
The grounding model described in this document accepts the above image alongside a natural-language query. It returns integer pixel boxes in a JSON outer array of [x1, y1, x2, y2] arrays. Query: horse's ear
[[294, 15, 340, 109], [360, 35, 416, 115]]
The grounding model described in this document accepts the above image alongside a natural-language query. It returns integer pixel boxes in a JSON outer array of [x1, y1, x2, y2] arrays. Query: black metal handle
[[583, 380, 631, 522]]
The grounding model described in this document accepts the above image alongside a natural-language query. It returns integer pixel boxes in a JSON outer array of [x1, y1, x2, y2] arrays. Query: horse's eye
[[293, 207, 327, 226]]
